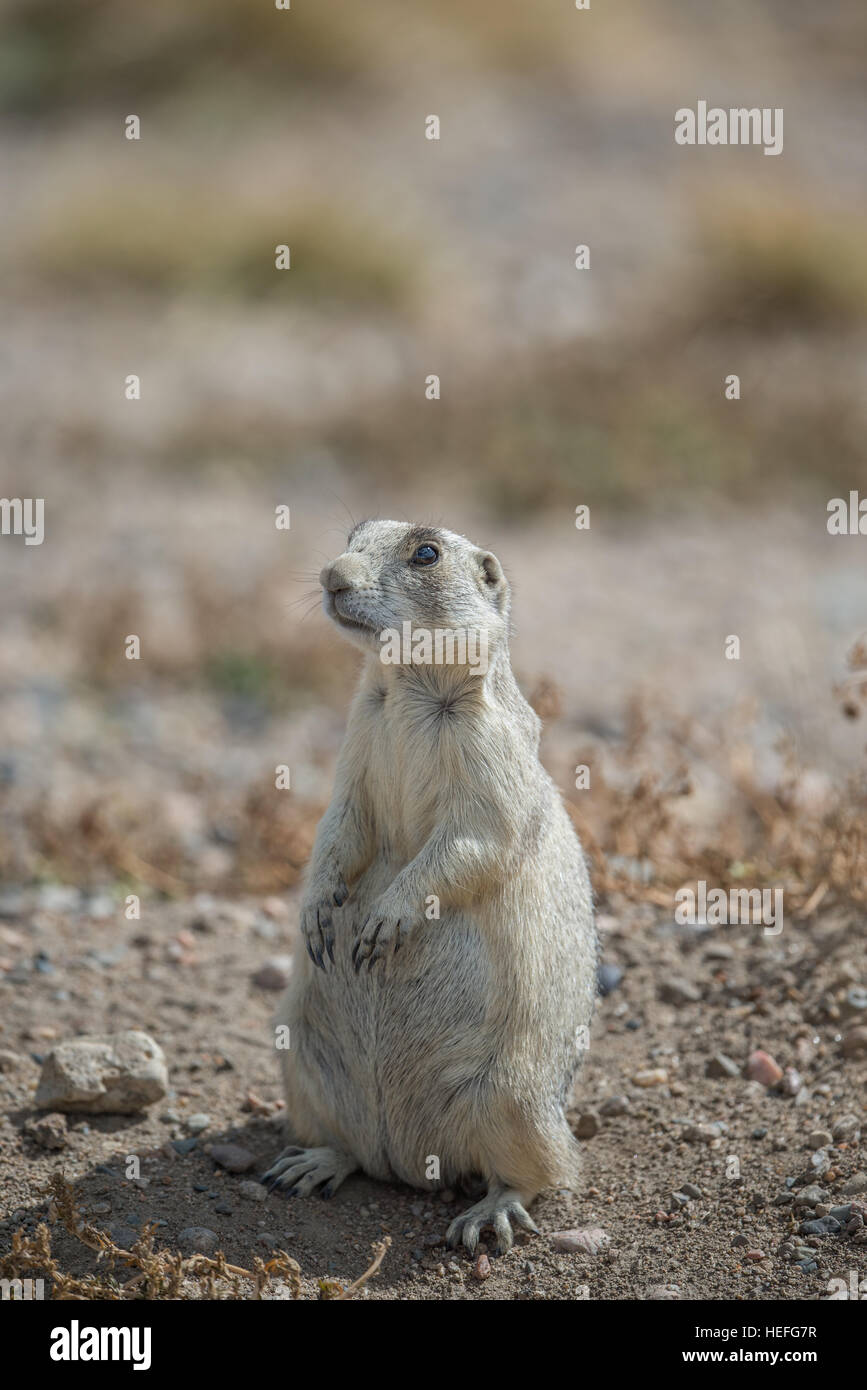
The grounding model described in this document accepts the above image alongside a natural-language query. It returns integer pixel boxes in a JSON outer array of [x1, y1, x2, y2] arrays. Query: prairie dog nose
[[319, 553, 370, 593]]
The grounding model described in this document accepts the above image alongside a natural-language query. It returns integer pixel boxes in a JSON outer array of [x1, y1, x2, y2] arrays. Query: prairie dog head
[[318, 520, 510, 670]]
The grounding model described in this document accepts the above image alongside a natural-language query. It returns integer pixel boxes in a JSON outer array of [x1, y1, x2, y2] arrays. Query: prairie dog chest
[[360, 677, 473, 857]]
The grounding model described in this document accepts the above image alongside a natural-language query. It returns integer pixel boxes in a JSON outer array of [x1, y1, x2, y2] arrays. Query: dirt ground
[[1, 882, 864, 1301]]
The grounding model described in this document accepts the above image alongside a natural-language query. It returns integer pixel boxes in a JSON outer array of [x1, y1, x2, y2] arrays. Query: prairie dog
[[266, 520, 597, 1253]]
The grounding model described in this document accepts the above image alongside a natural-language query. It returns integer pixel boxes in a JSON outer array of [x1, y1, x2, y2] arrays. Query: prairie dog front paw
[[301, 861, 348, 970], [351, 889, 421, 972]]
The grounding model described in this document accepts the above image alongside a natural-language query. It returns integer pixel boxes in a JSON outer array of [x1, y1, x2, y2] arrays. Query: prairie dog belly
[[300, 868, 494, 1182]]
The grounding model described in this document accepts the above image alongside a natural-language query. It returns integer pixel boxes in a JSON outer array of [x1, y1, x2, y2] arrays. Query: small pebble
[[252, 957, 294, 991], [832, 1114, 861, 1143], [633, 1069, 668, 1087], [575, 1112, 600, 1139], [841, 1026, 867, 1058], [794, 1186, 829, 1208], [746, 1049, 782, 1086], [24, 1112, 67, 1150], [597, 963, 623, 997], [659, 978, 701, 1006], [600, 1095, 630, 1116], [808, 1130, 833, 1149]]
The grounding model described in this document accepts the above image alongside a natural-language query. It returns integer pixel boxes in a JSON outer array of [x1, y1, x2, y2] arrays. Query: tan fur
[[266, 520, 597, 1252]]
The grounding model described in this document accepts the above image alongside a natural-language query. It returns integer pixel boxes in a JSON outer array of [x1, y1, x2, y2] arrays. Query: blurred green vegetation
[[9, 185, 419, 308], [697, 195, 867, 330], [0, 0, 368, 115], [0, 0, 584, 117]]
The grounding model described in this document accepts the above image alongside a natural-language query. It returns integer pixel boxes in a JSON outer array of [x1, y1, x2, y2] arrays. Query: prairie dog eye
[[411, 543, 439, 567]]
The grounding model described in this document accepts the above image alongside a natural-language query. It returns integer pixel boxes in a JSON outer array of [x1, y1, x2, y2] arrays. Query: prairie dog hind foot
[[446, 1180, 540, 1256], [262, 1146, 357, 1199]]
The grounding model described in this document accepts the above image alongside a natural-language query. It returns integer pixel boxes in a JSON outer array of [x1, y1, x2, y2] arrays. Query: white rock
[[35, 1030, 168, 1114]]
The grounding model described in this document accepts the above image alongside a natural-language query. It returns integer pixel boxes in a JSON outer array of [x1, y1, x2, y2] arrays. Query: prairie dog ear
[[475, 549, 508, 609]]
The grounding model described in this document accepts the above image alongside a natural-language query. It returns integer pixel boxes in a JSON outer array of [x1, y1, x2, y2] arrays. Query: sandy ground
[[1, 884, 864, 1301]]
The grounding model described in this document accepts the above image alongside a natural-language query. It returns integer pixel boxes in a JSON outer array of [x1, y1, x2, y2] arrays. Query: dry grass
[[3, 679, 865, 912], [0, 1172, 392, 1299], [566, 695, 867, 914], [0, 1173, 303, 1300]]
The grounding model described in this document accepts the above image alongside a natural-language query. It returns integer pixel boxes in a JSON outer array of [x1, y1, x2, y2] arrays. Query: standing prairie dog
[[266, 520, 597, 1253]]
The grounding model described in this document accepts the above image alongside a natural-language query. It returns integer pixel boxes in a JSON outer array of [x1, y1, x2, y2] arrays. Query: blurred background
[[1, 0, 866, 907]]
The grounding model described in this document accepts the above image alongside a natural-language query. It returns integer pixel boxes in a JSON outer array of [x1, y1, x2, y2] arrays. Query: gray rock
[[24, 1112, 67, 1150], [252, 956, 294, 991], [841, 1171, 867, 1196], [703, 943, 734, 961], [0, 888, 27, 917], [778, 1067, 802, 1097], [34, 1031, 168, 1114], [600, 1095, 630, 1116], [209, 1143, 256, 1173], [806, 1149, 831, 1177], [597, 963, 623, 996], [659, 978, 701, 1006], [239, 1180, 268, 1203], [178, 1227, 219, 1255], [843, 986, 867, 1016], [84, 895, 116, 920], [683, 1122, 725, 1144], [575, 1112, 600, 1139], [106, 1223, 139, 1248], [185, 1113, 211, 1133], [831, 1114, 861, 1143], [794, 1185, 829, 1208], [841, 1027, 867, 1058], [36, 885, 81, 913], [681, 1183, 704, 1199], [808, 1129, 833, 1149], [799, 1216, 841, 1237], [828, 1205, 852, 1224]]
